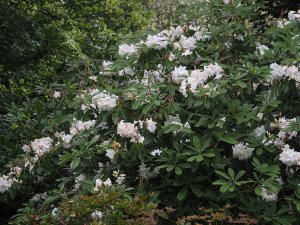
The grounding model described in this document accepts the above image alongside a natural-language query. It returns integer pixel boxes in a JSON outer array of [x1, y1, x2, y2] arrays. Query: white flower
[[51, 208, 58, 217], [232, 142, 254, 160], [286, 65, 300, 82], [203, 63, 223, 79], [151, 149, 162, 156], [168, 52, 176, 61], [146, 35, 168, 50], [103, 178, 112, 186], [223, 0, 231, 4], [254, 125, 266, 138], [179, 80, 188, 97], [119, 44, 137, 57], [22, 144, 31, 153], [269, 63, 287, 82], [187, 69, 209, 93], [100, 60, 114, 75], [94, 178, 112, 191], [105, 149, 116, 161], [261, 188, 278, 202], [30, 137, 53, 157], [182, 49, 193, 56], [90, 90, 118, 112], [194, 27, 211, 41], [56, 132, 73, 148], [180, 35, 196, 50], [117, 120, 144, 143], [288, 10, 300, 22], [170, 26, 183, 38], [256, 44, 269, 56], [70, 120, 96, 135], [171, 66, 189, 84], [91, 210, 103, 220], [89, 76, 97, 82], [139, 163, 159, 180], [279, 144, 300, 166], [32, 192, 47, 202], [146, 118, 157, 133], [0, 176, 13, 193], [115, 173, 126, 184], [119, 67, 134, 76], [53, 91, 61, 99]]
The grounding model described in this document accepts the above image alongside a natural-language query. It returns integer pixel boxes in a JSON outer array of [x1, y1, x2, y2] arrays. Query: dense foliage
[[1, 0, 300, 224]]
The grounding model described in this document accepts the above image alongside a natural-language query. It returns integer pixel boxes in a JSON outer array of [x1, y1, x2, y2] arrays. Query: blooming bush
[[1, 0, 300, 224]]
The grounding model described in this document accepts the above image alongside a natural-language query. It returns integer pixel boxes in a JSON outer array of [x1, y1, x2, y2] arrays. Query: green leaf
[[228, 168, 235, 180], [175, 167, 182, 175], [177, 186, 188, 201], [193, 136, 201, 149], [215, 170, 230, 180], [70, 157, 81, 169], [189, 185, 203, 198], [220, 183, 232, 193]]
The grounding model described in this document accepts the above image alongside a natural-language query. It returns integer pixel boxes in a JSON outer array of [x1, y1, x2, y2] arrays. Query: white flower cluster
[[94, 178, 112, 191], [138, 163, 159, 180], [288, 10, 300, 22], [119, 44, 138, 57], [146, 35, 169, 50], [29, 137, 53, 157], [268, 63, 300, 84], [21, 137, 54, 171], [279, 144, 300, 166], [0, 176, 14, 193], [0, 166, 23, 193], [91, 90, 118, 112], [142, 64, 165, 85], [232, 142, 254, 160], [271, 116, 297, 130], [179, 63, 223, 97], [31, 192, 47, 202], [172, 66, 189, 84], [81, 89, 118, 113], [117, 120, 144, 143], [74, 174, 86, 190], [118, 24, 210, 59], [55, 132, 73, 149], [70, 119, 96, 135], [112, 170, 126, 184], [261, 187, 278, 202]]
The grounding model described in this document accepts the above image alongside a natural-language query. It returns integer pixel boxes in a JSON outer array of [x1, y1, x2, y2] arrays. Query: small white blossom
[[53, 91, 61, 99], [171, 66, 189, 84], [105, 149, 116, 161], [232, 142, 254, 160], [151, 149, 162, 156], [261, 188, 278, 202], [146, 118, 157, 133], [256, 44, 269, 56], [91, 210, 103, 220], [180, 35, 196, 51]]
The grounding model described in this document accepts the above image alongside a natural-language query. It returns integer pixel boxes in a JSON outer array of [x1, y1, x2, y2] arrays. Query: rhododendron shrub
[[2, 0, 300, 224]]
